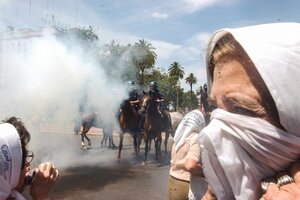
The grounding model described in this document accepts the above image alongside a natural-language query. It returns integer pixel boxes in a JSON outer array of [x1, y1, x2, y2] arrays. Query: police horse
[[74, 112, 115, 150], [140, 93, 173, 163], [118, 99, 142, 160]]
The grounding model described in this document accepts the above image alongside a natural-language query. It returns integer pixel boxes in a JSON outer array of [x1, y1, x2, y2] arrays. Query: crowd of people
[[2, 22, 300, 200]]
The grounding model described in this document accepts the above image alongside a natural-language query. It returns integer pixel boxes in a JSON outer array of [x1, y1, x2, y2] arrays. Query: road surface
[[23, 129, 175, 200]]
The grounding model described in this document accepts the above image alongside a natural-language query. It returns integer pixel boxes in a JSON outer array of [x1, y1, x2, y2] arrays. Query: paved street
[[23, 129, 173, 200]]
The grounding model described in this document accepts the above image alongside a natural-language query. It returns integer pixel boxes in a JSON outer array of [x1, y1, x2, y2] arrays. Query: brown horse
[[74, 112, 115, 150], [140, 93, 173, 163], [118, 99, 142, 159]]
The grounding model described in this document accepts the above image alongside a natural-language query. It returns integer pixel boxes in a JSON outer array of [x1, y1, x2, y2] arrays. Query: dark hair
[[2, 117, 31, 169]]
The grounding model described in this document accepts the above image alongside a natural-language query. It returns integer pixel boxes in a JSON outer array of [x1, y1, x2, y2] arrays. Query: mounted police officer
[[148, 81, 165, 114], [127, 80, 140, 112]]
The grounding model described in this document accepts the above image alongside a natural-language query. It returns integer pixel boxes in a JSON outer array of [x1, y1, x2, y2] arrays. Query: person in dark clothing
[[127, 80, 140, 112], [149, 81, 165, 114], [200, 83, 210, 114]]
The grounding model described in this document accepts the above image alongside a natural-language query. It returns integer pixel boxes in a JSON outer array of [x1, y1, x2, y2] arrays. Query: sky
[[0, 0, 300, 90]]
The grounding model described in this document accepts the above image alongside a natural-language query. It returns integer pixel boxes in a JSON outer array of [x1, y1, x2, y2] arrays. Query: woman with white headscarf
[[0, 117, 59, 200], [199, 22, 300, 200]]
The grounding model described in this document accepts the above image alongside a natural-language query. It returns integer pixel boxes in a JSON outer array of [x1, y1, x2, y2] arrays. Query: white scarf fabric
[[200, 109, 300, 199], [201, 22, 300, 200], [173, 109, 205, 152], [0, 123, 25, 200]]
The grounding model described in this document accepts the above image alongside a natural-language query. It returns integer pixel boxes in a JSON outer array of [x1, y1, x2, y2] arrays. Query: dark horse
[[74, 112, 115, 150], [118, 99, 142, 160], [140, 93, 173, 163]]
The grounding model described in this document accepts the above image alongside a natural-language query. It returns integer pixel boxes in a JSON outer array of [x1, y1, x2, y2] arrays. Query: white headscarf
[[173, 109, 205, 152], [200, 22, 300, 200], [0, 123, 25, 200], [206, 22, 300, 136]]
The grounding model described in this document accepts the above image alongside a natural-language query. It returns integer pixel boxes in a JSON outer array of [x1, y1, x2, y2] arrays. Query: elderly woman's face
[[209, 54, 267, 118]]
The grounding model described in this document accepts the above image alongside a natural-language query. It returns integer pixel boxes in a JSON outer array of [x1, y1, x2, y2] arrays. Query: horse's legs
[[155, 133, 162, 163], [137, 131, 143, 154], [133, 133, 138, 158], [84, 134, 91, 146], [109, 135, 116, 148], [80, 133, 91, 149], [108, 127, 116, 148], [118, 131, 124, 159], [80, 132, 86, 148], [81, 125, 91, 149], [148, 139, 152, 152], [144, 135, 149, 163], [101, 131, 105, 147], [164, 131, 169, 156], [101, 134, 107, 147]]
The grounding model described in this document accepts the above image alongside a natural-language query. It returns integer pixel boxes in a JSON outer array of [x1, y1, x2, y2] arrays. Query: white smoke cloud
[[0, 30, 131, 168]]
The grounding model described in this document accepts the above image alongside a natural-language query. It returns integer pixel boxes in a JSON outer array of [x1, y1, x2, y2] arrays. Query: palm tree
[[168, 62, 185, 110], [168, 62, 185, 80], [133, 39, 157, 86], [185, 73, 197, 108]]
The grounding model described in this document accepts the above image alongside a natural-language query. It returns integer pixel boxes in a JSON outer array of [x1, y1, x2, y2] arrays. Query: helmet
[[149, 81, 157, 91], [128, 80, 135, 85]]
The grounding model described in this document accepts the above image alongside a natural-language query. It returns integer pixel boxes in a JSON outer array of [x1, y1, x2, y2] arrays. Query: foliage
[[185, 73, 197, 91], [99, 40, 136, 81], [185, 73, 197, 107], [168, 62, 185, 80], [181, 91, 199, 110], [168, 62, 185, 111], [98, 39, 202, 112], [60, 26, 100, 57], [67, 26, 99, 43], [131, 39, 157, 86]]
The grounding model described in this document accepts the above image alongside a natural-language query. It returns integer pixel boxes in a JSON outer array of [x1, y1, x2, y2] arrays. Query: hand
[[30, 162, 59, 200], [260, 161, 300, 200]]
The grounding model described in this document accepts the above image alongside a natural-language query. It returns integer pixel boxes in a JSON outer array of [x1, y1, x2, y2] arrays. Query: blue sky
[[1, 0, 300, 91]]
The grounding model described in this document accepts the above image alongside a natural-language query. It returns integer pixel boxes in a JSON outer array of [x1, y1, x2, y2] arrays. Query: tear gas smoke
[[0, 31, 135, 169]]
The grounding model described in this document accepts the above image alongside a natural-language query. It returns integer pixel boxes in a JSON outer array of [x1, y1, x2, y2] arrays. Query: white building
[[0, 26, 65, 87]]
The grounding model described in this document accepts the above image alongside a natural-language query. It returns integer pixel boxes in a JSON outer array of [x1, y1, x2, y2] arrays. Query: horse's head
[[140, 93, 159, 114], [140, 93, 151, 114]]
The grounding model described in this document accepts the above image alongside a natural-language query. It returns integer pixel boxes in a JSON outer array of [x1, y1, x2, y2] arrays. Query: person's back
[[168, 109, 206, 200]]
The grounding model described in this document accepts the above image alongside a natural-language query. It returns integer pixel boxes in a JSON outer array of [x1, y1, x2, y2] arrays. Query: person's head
[[203, 83, 207, 92], [0, 117, 32, 196], [201, 22, 300, 199], [149, 81, 157, 91], [207, 33, 281, 128], [206, 22, 300, 133]]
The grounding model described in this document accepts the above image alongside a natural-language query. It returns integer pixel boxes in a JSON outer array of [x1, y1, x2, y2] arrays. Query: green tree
[[66, 26, 98, 43], [168, 62, 185, 111], [99, 40, 135, 81], [185, 73, 197, 107], [62, 26, 99, 56], [181, 91, 199, 111], [132, 39, 157, 86]]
